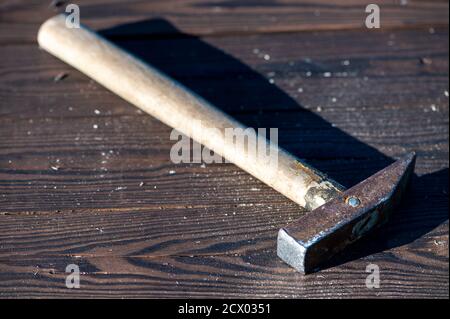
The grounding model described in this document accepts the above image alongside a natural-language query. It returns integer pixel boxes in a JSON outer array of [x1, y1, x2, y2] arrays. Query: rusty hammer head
[[277, 152, 416, 274]]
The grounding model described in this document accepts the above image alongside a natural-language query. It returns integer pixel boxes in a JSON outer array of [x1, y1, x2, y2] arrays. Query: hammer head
[[277, 153, 416, 274]]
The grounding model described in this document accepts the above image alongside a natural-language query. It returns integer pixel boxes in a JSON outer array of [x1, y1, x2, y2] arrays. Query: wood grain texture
[[0, 0, 448, 44], [0, 0, 448, 298]]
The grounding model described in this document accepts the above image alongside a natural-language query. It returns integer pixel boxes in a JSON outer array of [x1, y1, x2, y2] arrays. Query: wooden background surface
[[0, 0, 448, 298]]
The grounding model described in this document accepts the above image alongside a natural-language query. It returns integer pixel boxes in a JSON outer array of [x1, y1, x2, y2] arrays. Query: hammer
[[38, 15, 416, 274]]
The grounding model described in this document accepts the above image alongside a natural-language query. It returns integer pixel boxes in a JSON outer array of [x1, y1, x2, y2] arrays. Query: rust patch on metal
[[305, 184, 342, 211], [292, 160, 345, 210]]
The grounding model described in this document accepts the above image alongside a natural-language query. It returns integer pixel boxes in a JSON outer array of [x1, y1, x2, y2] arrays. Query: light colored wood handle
[[38, 14, 344, 209]]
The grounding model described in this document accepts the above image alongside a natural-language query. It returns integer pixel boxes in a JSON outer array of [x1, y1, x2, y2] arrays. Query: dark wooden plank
[[0, 0, 448, 44], [0, 10, 448, 298], [0, 243, 448, 298]]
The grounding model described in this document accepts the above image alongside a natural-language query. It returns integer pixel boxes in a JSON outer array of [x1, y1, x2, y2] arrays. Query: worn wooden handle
[[38, 14, 344, 209]]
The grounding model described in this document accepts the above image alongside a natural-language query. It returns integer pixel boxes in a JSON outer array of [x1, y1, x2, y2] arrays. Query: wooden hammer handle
[[38, 14, 344, 209]]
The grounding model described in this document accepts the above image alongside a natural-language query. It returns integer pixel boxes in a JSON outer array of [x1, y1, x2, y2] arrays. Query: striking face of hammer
[[37, 15, 416, 274]]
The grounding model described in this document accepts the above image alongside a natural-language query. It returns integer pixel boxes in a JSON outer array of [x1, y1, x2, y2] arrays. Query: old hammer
[[38, 15, 416, 274]]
